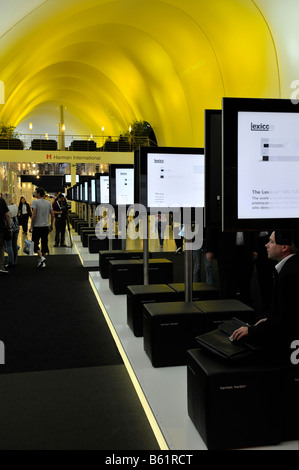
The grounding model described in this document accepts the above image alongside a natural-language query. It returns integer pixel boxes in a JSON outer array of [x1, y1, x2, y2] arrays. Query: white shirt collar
[[275, 253, 296, 274]]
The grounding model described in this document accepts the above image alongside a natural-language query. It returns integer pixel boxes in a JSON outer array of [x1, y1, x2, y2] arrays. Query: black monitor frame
[[222, 97, 299, 231], [139, 146, 205, 212], [204, 109, 222, 228], [109, 164, 134, 207], [95, 173, 110, 205]]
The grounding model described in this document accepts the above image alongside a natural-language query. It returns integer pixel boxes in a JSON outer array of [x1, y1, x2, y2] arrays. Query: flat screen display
[[90, 178, 96, 204], [64, 174, 79, 185], [109, 164, 134, 206], [115, 168, 134, 205], [84, 181, 89, 203], [139, 147, 204, 209], [96, 174, 110, 204], [222, 97, 299, 230]]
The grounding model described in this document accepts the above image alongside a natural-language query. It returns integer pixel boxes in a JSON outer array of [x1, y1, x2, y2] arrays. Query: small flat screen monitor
[[90, 178, 96, 204], [139, 146, 204, 210], [109, 164, 134, 206], [204, 109, 222, 228], [64, 174, 79, 186], [222, 97, 299, 231], [84, 181, 89, 203], [96, 173, 110, 204]]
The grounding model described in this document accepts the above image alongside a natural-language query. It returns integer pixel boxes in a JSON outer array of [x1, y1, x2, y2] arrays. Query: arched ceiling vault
[[0, 0, 298, 147]]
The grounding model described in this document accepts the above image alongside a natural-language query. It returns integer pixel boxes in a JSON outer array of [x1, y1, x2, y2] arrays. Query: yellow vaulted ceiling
[[0, 0, 299, 146]]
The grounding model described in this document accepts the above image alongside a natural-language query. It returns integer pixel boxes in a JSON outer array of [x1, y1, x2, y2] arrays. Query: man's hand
[[230, 326, 249, 341]]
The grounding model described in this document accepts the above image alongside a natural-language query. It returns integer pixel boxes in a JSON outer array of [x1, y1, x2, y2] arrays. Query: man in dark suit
[[231, 230, 299, 363]]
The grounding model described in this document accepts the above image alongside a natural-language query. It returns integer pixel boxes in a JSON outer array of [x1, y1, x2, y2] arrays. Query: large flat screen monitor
[[204, 109, 222, 228], [223, 97, 299, 231], [139, 147, 205, 210], [109, 164, 134, 206]]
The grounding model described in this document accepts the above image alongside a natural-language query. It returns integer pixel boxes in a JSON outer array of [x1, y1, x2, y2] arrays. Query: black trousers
[[32, 226, 49, 255], [55, 217, 66, 245]]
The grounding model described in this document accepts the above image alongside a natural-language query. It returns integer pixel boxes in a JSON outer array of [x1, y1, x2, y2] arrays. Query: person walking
[[3, 193, 20, 267], [18, 196, 32, 234], [30, 187, 54, 268], [0, 195, 11, 274]]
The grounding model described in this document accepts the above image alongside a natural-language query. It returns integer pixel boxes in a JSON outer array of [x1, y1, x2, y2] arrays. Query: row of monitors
[[67, 148, 205, 210], [67, 97, 299, 231]]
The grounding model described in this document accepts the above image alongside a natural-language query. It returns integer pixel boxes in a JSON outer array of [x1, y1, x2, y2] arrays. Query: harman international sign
[[0, 149, 134, 164]]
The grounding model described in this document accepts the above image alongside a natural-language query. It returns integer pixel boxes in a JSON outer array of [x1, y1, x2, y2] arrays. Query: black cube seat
[[99, 250, 144, 279], [193, 299, 255, 333], [73, 218, 85, 231], [81, 228, 95, 246], [281, 364, 299, 442], [126, 284, 179, 337], [147, 258, 173, 284], [88, 235, 122, 253], [76, 221, 89, 235], [168, 282, 219, 301], [187, 348, 281, 450], [88, 235, 109, 253], [143, 301, 206, 367], [109, 260, 143, 294]]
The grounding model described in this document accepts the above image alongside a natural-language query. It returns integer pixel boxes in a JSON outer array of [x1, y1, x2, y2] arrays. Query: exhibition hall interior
[[1, 0, 299, 451]]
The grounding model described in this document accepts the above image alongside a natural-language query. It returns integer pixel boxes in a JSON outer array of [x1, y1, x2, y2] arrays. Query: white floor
[[73, 233, 298, 451]]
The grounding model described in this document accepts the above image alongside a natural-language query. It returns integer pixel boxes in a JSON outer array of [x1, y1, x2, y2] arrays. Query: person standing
[[3, 193, 20, 267], [0, 196, 11, 274], [30, 187, 54, 268], [52, 194, 68, 247], [18, 196, 32, 234]]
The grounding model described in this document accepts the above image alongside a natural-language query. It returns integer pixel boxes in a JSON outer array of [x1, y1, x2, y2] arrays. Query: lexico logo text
[[251, 122, 270, 131]]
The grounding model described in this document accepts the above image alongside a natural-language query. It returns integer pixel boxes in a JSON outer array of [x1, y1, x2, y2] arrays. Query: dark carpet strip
[[0, 255, 160, 450]]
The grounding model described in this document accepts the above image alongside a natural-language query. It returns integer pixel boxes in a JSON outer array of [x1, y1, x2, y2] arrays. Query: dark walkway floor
[[0, 255, 159, 450]]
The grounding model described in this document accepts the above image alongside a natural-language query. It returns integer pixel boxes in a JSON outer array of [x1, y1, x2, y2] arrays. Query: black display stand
[[108, 258, 173, 295], [193, 298, 255, 332], [281, 364, 299, 441], [126, 284, 180, 337], [99, 250, 144, 279], [187, 348, 281, 450], [168, 282, 219, 302], [143, 302, 206, 367]]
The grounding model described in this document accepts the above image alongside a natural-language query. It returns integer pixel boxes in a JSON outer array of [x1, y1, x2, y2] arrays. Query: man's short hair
[[36, 187, 45, 197], [275, 230, 299, 253]]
